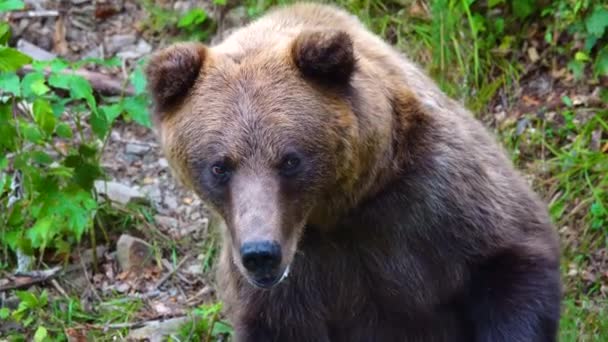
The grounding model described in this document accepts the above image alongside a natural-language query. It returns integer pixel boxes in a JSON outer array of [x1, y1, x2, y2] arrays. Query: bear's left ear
[[291, 30, 355, 84], [145, 42, 207, 118]]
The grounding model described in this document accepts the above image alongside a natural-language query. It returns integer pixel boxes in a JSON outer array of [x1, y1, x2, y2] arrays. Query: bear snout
[[240, 240, 286, 289]]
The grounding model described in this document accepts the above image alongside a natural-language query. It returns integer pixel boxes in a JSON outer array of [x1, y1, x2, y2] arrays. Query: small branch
[[0, 266, 62, 292], [8, 10, 60, 19], [154, 255, 191, 290], [18, 65, 135, 97]]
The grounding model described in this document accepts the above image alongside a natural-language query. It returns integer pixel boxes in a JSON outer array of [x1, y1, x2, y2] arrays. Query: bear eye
[[210, 162, 231, 183], [279, 154, 301, 176]]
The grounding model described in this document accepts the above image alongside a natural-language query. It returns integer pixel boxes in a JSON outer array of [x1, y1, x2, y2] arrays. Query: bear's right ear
[[145, 42, 207, 118]]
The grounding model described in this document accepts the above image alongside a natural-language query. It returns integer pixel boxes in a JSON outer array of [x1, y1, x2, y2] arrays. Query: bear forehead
[[172, 58, 340, 158]]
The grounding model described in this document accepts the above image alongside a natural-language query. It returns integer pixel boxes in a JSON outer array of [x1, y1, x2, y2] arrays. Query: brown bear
[[145, 3, 561, 341]]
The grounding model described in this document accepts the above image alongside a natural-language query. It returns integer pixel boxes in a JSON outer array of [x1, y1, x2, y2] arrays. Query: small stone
[[105, 34, 137, 54], [154, 215, 180, 230], [82, 45, 104, 59], [116, 39, 153, 60], [125, 143, 151, 156], [127, 317, 190, 342], [158, 158, 169, 168], [115, 282, 131, 293], [164, 194, 179, 211], [141, 184, 162, 207], [94, 180, 144, 205], [17, 39, 56, 61], [116, 234, 155, 272], [183, 263, 203, 276]]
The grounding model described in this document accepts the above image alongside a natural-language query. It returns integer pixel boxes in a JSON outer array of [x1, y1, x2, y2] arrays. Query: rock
[[154, 215, 180, 230], [183, 263, 203, 276], [105, 34, 137, 55], [141, 184, 162, 207], [127, 317, 191, 342], [158, 158, 169, 168], [82, 45, 104, 59], [125, 143, 151, 156], [17, 39, 56, 61], [116, 234, 155, 272], [94, 180, 144, 205], [116, 39, 152, 60], [164, 194, 179, 211]]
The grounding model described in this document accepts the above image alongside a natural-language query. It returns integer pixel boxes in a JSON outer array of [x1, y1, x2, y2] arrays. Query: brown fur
[[146, 3, 561, 341]]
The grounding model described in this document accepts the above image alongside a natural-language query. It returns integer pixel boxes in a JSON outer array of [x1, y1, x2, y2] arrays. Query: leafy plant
[[0, 0, 152, 265], [173, 302, 233, 341]]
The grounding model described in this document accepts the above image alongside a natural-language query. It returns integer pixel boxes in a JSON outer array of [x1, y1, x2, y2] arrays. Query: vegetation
[[0, 0, 606, 340]]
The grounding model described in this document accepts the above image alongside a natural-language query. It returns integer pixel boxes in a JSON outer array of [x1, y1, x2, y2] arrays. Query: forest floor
[[0, 0, 606, 341]]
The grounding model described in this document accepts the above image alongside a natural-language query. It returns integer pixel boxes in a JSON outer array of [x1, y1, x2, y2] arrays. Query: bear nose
[[240, 241, 282, 273]]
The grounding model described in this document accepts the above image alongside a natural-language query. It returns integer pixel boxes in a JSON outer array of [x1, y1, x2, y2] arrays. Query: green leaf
[[55, 122, 73, 138], [586, 7, 608, 37], [512, 0, 536, 19], [27, 216, 55, 248], [31, 151, 53, 165], [90, 108, 109, 139], [130, 62, 147, 95], [33, 98, 56, 135], [70, 75, 96, 109], [123, 95, 152, 127], [178, 8, 207, 28], [0, 307, 10, 319], [15, 291, 38, 308], [567, 60, 585, 80], [0, 72, 21, 96], [20, 121, 43, 144], [100, 103, 123, 126], [0, 47, 32, 72], [0, 0, 25, 12], [0, 22, 10, 45], [50, 59, 68, 73], [594, 46, 608, 76], [33, 326, 48, 342], [213, 321, 233, 335], [574, 51, 590, 62], [21, 72, 49, 97], [0, 104, 17, 150]]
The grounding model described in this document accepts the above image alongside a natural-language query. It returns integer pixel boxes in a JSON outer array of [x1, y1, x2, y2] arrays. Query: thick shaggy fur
[[146, 3, 561, 341]]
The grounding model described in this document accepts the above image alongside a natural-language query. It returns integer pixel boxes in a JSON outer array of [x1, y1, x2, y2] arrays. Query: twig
[[78, 249, 102, 302], [18, 65, 135, 96], [51, 279, 70, 300], [0, 266, 62, 292], [7, 10, 59, 19], [154, 255, 191, 290], [87, 315, 189, 331]]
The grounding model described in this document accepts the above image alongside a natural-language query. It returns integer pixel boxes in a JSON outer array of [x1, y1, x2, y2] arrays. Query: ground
[[0, 0, 606, 341]]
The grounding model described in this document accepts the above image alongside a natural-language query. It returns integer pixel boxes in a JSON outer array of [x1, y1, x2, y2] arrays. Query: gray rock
[[82, 45, 104, 59], [164, 194, 179, 211], [116, 234, 155, 272], [127, 317, 191, 342], [141, 184, 162, 206], [94, 180, 144, 205], [105, 34, 137, 55], [158, 158, 169, 168], [17, 39, 56, 61], [125, 143, 151, 156], [116, 39, 152, 60], [154, 215, 180, 230]]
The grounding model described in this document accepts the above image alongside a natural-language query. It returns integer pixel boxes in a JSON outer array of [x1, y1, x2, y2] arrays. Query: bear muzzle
[[240, 240, 290, 289]]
